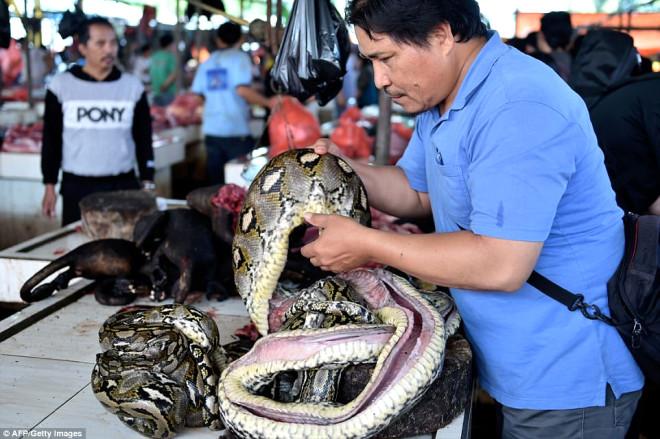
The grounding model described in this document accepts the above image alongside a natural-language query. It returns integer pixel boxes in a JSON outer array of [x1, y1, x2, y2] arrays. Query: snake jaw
[[218, 269, 450, 438]]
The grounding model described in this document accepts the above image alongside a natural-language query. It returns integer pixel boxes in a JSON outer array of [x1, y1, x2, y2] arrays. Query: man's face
[[79, 24, 118, 71], [355, 25, 458, 114]]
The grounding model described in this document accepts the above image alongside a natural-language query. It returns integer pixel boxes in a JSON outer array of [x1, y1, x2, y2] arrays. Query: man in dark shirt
[[590, 73, 660, 215], [539, 11, 573, 81], [41, 16, 154, 225]]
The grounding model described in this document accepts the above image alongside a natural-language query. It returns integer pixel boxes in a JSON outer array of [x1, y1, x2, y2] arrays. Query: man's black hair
[[159, 33, 174, 48], [79, 16, 114, 45], [345, 0, 488, 47], [540, 11, 572, 50], [524, 31, 540, 52], [216, 22, 242, 46]]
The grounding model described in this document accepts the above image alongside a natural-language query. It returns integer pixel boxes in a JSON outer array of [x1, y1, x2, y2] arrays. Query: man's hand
[[300, 213, 373, 272], [312, 138, 344, 157], [42, 184, 57, 218], [141, 180, 156, 192], [268, 95, 282, 111]]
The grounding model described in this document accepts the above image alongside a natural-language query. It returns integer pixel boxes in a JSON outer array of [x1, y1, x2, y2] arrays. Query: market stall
[[4, 0, 652, 436], [0, 125, 193, 249], [0, 186, 473, 437], [0, 279, 472, 438], [0, 124, 474, 436]]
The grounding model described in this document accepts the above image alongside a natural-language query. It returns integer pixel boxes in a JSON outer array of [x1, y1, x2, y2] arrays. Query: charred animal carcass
[[134, 209, 234, 303], [20, 239, 146, 305]]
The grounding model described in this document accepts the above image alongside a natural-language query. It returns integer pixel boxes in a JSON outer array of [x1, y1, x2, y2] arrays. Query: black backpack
[[529, 213, 660, 383], [569, 29, 640, 111]]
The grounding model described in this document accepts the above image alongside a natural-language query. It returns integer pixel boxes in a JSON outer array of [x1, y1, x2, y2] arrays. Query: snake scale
[[92, 304, 226, 437], [93, 149, 459, 438]]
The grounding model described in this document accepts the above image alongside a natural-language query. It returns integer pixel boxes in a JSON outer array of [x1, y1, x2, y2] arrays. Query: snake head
[[232, 149, 370, 335]]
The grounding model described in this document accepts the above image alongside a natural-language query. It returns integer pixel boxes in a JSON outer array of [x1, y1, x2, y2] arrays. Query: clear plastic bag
[[271, 0, 350, 106]]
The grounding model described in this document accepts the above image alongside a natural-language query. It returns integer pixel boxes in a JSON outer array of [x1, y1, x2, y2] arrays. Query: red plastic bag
[[268, 97, 321, 158], [330, 119, 372, 159], [339, 106, 362, 123]]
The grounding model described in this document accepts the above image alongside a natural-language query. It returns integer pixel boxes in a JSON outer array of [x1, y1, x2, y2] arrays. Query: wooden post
[[275, 0, 283, 50], [22, 0, 33, 108], [193, 6, 202, 63], [374, 90, 392, 165], [33, 0, 42, 48], [266, 0, 273, 50]]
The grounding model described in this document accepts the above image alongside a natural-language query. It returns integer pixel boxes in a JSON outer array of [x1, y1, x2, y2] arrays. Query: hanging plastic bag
[[330, 119, 373, 159], [268, 97, 321, 158], [0, 0, 10, 49], [58, 8, 87, 39], [271, 0, 350, 106]]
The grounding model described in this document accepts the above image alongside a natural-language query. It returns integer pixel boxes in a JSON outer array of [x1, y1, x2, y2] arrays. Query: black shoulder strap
[[456, 222, 614, 325], [527, 271, 581, 309], [528, 270, 614, 325]]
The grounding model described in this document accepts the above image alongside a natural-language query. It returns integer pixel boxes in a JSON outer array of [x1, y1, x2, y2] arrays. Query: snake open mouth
[[288, 223, 320, 253], [221, 269, 445, 422]]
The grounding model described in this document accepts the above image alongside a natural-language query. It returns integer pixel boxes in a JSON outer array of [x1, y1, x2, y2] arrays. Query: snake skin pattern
[[92, 149, 460, 438], [220, 149, 459, 438], [232, 149, 371, 336], [92, 305, 227, 438]]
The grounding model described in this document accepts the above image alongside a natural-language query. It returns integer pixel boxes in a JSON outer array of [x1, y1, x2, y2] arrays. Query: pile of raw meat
[[151, 93, 203, 132], [1, 121, 43, 153]]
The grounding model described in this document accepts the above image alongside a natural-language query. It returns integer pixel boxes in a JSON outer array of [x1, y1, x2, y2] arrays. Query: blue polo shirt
[[191, 48, 253, 137], [397, 32, 643, 410]]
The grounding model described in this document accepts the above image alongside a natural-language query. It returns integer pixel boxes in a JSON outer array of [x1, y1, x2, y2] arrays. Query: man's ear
[[430, 22, 455, 54], [78, 43, 88, 58]]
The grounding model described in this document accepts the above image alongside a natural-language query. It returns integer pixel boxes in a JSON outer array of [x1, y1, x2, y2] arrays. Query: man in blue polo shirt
[[301, 0, 644, 437], [192, 21, 273, 185]]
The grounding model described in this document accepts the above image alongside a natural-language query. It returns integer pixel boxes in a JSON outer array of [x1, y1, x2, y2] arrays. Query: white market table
[[0, 286, 470, 439], [0, 219, 471, 439]]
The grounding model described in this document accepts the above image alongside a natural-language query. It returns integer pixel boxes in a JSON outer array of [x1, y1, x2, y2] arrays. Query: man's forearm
[[342, 158, 430, 218], [363, 227, 542, 291], [133, 92, 155, 181], [162, 72, 177, 90], [236, 86, 270, 108]]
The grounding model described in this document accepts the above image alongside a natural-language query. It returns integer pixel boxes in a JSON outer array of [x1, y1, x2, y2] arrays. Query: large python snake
[[93, 149, 459, 438], [92, 304, 227, 438], [221, 149, 459, 438]]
